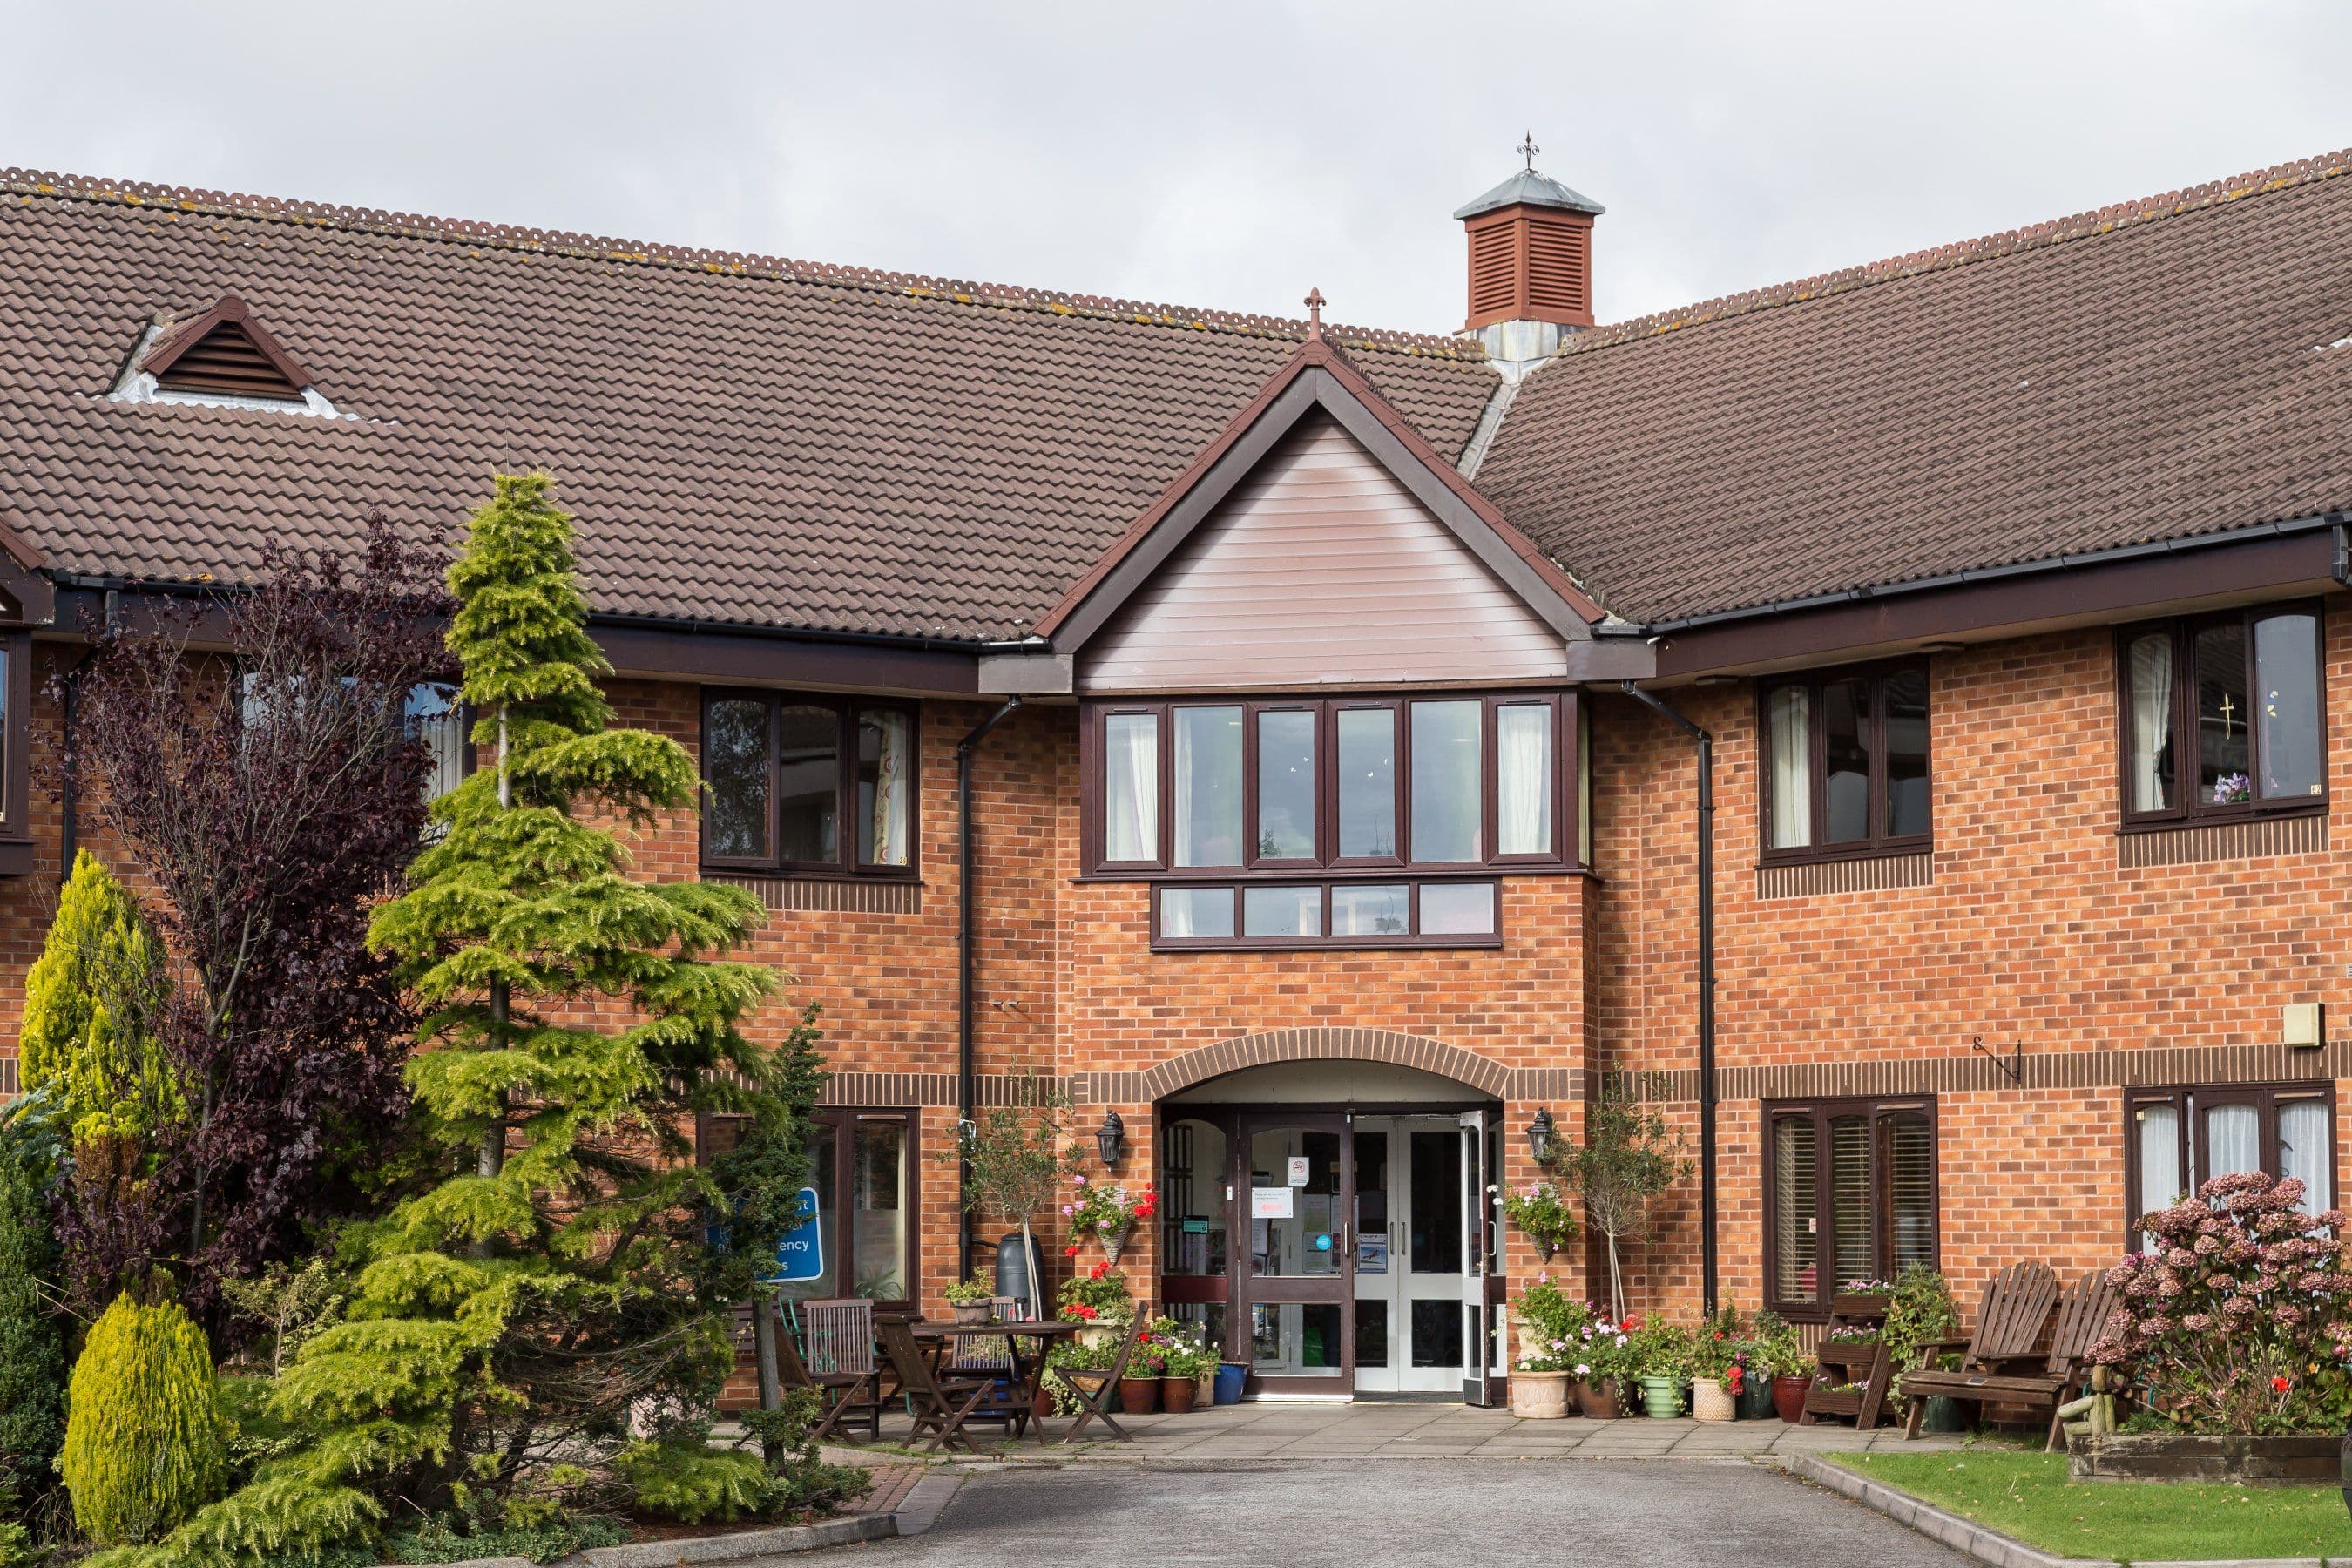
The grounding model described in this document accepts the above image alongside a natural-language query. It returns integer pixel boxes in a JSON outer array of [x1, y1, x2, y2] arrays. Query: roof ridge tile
[[0, 167, 1487, 363], [1561, 145, 2352, 355]]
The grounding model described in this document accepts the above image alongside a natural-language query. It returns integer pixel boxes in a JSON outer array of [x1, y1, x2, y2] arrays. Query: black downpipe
[[57, 596, 115, 886], [1620, 680, 1719, 1318], [956, 695, 1024, 1280]]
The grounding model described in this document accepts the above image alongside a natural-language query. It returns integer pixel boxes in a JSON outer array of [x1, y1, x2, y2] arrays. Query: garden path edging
[[1779, 1453, 2334, 1568], [384, 1513, 896, 1568]]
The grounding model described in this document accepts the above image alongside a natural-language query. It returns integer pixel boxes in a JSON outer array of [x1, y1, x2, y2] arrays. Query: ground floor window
[[2126, 1083, 2333, 1240], [1763, 1097, 1936, 1320], [701, 1106, 917, 1303]]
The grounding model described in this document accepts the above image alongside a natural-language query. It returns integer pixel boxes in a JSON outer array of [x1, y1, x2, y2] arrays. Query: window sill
[[1754, 840, 1931, 870], [1075, 865, 1592, 886], [700, 866, 921, 884], [1150, 935, 1505, 955], [2116, 801, 2327, 835]]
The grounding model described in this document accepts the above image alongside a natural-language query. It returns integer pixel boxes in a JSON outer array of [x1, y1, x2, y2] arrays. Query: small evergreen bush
[[0, 1097, 67, 1517], [19, 851, 177, 1147], [62, 1288, 228, 1545]]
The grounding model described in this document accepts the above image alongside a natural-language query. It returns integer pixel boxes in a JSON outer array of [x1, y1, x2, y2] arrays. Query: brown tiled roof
[[1474, 147, 2352, 625], [0, 170, 1497, 641]]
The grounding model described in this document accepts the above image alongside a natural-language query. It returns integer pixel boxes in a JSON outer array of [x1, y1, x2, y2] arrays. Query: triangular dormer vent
[[144, 296, 314, 402]]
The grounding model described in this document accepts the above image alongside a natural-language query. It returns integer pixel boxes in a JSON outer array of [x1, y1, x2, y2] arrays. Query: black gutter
[[1619, 679, 1718, 1318], [1608, 509, 2352, 639], [955, 695, 1024, 1279]]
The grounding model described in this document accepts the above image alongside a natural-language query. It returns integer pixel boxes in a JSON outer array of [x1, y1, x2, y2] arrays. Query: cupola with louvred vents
[[1454, 146, 1605, 333]]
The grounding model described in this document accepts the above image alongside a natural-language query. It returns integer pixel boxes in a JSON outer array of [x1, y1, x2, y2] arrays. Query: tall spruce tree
[[100, 475, 823, 1567]]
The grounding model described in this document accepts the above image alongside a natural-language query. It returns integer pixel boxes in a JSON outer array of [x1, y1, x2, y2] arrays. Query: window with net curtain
[[696, 692, 915, 873], [2129, 1086, 2334, 1243], [2121, 605, 2324, 821], [1761, 666, 1930, 855], [1767, 1098, 1936, 1315]]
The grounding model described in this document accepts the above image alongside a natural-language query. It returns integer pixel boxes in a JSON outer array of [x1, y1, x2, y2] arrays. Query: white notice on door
[[1287, 1156, 1311, 1187], [1251, 1186, 1294, 1220]]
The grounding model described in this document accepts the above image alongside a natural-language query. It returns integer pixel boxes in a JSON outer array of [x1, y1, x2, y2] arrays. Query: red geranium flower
[[2273, 1375, 2292, 1394], [1064, 1245, 1080, 1257]]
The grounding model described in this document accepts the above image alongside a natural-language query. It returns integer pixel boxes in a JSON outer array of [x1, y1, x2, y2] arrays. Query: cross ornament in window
[[2217, 692, 2237, 736]]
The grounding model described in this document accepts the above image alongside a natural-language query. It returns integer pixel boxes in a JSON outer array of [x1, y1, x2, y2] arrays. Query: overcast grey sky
[[6, 2, 2346, 335]]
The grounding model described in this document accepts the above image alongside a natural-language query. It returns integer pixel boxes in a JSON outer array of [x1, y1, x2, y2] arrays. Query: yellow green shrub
[[20, 851, 177, 1146], [62, 1291, 226, 1545]]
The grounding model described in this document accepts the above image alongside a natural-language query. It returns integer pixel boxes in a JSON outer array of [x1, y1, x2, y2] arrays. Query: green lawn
[[1831, 1450, 2352, 1563]]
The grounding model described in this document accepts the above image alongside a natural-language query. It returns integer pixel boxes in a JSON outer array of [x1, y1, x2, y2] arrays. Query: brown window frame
[[2115, 601, 2329, 830], [0, 632, 30, 875], [2121, 1082, 2335, 1246], [700, 1105, 921, 1305], [698, 689, 920, 878], [1081, 689, 1579, 879], [1149, 875, 1504, 952], [1761, 1095, 1938, 1323], [1757, 659, 1933, 866]]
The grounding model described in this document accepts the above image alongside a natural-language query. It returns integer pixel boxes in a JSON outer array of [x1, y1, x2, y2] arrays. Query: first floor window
[[2127, 1084, 2333, 1238], [1761, 664, 1930, 856], [2121, 603, 2325, 822], [1765, 1097, 1936, 1319], [700, 690, 916, 874], [704, 1107, 917, 1303], [404, 683, 470, 808]]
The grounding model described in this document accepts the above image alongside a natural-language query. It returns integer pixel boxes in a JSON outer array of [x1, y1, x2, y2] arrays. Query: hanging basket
[[1097, 1220, 1132, 1265]]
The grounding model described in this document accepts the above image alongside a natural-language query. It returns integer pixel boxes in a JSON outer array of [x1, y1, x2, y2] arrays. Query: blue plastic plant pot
[[1214, 1361, 1247, 1404]]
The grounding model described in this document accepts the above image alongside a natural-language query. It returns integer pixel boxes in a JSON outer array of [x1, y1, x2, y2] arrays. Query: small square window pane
[[1159, 886, 1235, 939], [1243, 885, 1321, 938], [1330, 883, 1410, 937], [1419, 882, 1495, 936]]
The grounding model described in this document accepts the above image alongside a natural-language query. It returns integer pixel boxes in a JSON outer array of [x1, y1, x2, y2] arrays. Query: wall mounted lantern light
[[1095, 1109, 1127, 1169], [1526, 1106, 1556, 1166]]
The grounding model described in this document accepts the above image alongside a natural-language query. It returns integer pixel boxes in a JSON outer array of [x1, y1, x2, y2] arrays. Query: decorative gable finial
[[1303, 286, 1326, 341], [1518, 131, 1540, 172]]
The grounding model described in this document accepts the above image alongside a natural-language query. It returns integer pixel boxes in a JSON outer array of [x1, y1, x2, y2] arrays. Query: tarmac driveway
[[844, 1456, 1969, 1565]]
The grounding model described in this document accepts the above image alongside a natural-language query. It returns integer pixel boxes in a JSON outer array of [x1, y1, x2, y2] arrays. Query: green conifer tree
[[21, 850, 177, 1146], [0, 1098, 68, 1527], [62, 1287, 227, 1545], [107, 475, 820, 1565]]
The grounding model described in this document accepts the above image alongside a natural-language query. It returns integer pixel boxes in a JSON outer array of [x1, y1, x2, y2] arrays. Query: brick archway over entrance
[[1139, 1027, 1511, 1102]]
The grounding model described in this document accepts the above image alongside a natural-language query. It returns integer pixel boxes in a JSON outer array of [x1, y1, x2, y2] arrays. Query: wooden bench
[[1901, 1261, 2089, 1450]]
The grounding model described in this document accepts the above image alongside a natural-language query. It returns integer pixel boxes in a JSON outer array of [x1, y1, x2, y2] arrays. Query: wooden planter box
[[1829, 1293, 1891, 1316], [2065, 1429, 2343, 1484]]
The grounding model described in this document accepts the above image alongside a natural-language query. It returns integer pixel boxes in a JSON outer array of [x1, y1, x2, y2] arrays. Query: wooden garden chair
[[877, 1317, 991, 1454], [773, 1299, 882, 1443], [1058, 1311, 1149, 1445], [1898, 1260, 2072, 1448], [947, 1296, 1030, 1436], [798, 1298, 883, 1443]]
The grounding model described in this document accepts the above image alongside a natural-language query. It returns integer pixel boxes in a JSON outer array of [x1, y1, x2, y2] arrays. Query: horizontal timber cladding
[[2116, 811, 2328, 868], [1754, 851, 1931, 899], [1593, 1037, 2352, 1105], [705, 871, 923, 915]]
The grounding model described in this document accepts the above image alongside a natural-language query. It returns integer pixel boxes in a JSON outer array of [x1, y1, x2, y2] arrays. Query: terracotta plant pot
[[951, 1301, 991, 1325], [1160, 1375, 1198, 1414], [1574, 1377, 1620, 1419], [1510, 1369, 1571, 1419], [1032, 1383, 1056, 1422], [1772, 1374, 1812, 1424], [1690, 1376, 1735, 1423], [1119, 1375, 1159, 1415]]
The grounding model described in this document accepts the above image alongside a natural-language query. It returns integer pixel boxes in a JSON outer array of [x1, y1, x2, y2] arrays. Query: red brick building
[[2, 146, 2349, 1401]]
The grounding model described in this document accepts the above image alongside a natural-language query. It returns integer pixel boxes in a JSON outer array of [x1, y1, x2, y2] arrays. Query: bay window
[[1764, 1097, 1936, 1320], [700, 690, 917, 875], [2119, 603, 2326, 825], [2126, 1084, 2333, 1239], [1760, 662, 1931, 860], [1086, 691, 1576, 950]]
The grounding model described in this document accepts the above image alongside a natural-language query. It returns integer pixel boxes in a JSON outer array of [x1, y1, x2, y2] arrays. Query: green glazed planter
[[1639, 1375, 1684, 1419], [1734, 1376, 1777, 1420], [1922, 1395, 1966, 1434]]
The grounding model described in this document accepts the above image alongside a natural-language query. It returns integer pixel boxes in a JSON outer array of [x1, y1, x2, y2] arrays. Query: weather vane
[[1517, 131, 1540, 172]]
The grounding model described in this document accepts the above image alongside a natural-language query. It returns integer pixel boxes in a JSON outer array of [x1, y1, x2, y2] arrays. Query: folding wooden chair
[[797, 1298, 882, 1443], [774, 1299, 881, 1443], [949, 1296, 1030, 1436], [878, 1318, 991, 1453], [1058, 1312, 1148, 1445]]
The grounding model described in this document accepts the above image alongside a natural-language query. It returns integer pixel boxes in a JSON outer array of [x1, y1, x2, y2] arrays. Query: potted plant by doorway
[[1630, 1318, 1693, 1419], [1691, 1307, 1743, 1423], [1120, 1330, 1165, 1415], [1509, 1277, 1585, 1418], [1152, 1317, 1209, 1414], [1574, 1313, 1632, 1418], [1756, 1316, 1812, 1423], [1056, 1261, 1132, 1348], [944, 1273, 996, 1325]]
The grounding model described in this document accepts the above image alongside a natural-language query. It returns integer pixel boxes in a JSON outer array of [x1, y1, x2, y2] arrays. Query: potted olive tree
[[941, 1072, 1083, 1321], [1558, 1102, 1692, 1317]]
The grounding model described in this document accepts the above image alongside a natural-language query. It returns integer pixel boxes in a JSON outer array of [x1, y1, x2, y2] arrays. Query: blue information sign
[[765, 1186, 825, 1284]]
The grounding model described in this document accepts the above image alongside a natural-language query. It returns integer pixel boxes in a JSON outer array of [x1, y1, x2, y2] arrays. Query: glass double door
[[1161, 1107, 1493, 1399]]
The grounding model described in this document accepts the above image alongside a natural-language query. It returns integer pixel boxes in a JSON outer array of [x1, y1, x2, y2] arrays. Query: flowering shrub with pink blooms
[[2090, 1170, 2352, 1434]]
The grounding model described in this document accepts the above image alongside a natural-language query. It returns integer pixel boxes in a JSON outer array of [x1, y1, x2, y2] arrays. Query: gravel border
[[1780, 1452, 2332, 1568]]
